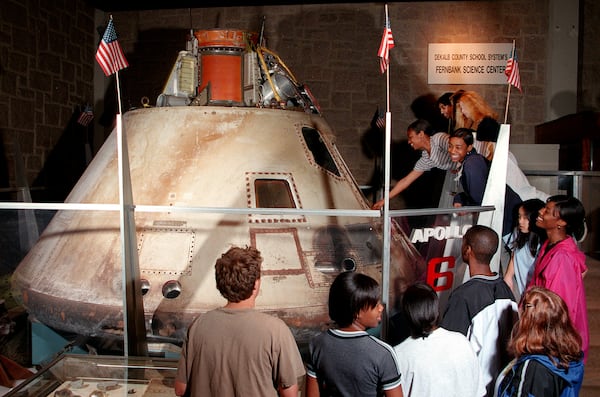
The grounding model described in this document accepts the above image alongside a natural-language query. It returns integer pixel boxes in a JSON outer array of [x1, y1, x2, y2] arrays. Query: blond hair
[[454, 91, 498, 127]]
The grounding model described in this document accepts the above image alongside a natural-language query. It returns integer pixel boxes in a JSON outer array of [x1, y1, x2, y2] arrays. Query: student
[[174, 246, 305, 397], [529, 195, 589, 361], [441, 225, 518, 397], [452, 90, 549, 202], [306, 271, 403, 397], [437, 92, 455, 133], [394, 283, 485, 397], [452, 90, 499, 143], [449, 128, 522, 236], [372, 119, 456, 210], [503, 199, 546, 296], [495, 287, 584, 397], [437, 90, 465, 134]]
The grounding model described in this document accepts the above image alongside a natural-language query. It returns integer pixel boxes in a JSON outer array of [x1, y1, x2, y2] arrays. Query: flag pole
[[503, 40, 516, 124], [116, 71, 147, 357], [381, 3, 392, 337], [110, 15, 124, 115], [504, 84, 511, 124], [101, 14, 147, 357], [115, 72, 123, 116], [96, 15, 144, 356], [384, 5, 391, 114]]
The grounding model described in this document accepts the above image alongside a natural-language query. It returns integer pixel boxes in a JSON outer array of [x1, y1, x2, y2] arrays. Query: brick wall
[[0, 0, 95, 195], [581, 0, 600, 111]]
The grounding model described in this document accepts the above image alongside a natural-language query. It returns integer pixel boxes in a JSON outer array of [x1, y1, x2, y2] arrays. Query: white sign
[[428, 43, 513, 84]]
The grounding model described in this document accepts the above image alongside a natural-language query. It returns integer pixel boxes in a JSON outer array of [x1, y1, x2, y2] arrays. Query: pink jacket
[[529, 237, 589, 360]]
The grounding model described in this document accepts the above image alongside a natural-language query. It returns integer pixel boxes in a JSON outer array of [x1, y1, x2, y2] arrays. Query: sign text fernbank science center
[[428, 43, 513, 85]]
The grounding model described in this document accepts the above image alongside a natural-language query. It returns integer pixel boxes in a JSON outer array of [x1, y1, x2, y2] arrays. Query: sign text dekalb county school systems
[[428, 43, 513, 85]]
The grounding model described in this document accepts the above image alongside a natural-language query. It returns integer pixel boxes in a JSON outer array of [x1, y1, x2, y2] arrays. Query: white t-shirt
[[394, 327, 486, 397]]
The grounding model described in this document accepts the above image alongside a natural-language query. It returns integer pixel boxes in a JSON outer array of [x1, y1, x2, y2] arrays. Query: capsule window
[[301, 127, 340, 177], [255, 179, 295, 208]]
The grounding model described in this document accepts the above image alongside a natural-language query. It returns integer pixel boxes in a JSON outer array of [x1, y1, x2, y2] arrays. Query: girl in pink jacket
[[529, 195, 588, 361]]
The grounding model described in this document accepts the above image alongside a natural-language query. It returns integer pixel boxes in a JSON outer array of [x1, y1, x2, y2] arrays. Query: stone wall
[[581, 0, 600, 111], [0, 0, 95, 196]]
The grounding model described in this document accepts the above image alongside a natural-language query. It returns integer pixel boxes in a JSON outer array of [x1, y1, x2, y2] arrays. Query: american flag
[[377, 15, 395, 74], [77, 105, 94, 126], [505, 47, 522, 92], [95, 19, 129, 76], [375, 109, 385, 130], [372, 107, 385, 130]]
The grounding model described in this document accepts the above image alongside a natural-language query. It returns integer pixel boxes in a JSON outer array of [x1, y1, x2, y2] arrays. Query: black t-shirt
[[477, 117, 500, 142]]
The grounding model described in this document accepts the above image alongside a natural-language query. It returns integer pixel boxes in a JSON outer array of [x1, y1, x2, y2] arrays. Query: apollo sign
[[409, 224, 473, 243]]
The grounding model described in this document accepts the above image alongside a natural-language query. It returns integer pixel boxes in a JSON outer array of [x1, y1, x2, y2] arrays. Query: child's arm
[[304, 375, 320, 397], [503, 252, 515, 291], [384, 385, 404, 397], [278, 384, 299, 397], [174, 380, 187, 397]]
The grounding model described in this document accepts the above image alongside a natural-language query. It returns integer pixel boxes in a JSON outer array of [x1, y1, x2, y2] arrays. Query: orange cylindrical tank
[[194, 29, 257, 105]]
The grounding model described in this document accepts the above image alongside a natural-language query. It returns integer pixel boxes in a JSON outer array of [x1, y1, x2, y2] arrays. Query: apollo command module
[[11, 29, 427, 347]]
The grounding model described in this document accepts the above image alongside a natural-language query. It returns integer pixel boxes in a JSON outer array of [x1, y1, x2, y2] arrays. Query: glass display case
[[5, 354, 178, 397]]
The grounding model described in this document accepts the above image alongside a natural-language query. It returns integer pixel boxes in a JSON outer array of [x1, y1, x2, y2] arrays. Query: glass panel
[[1, 203, 500, 360], [4, 354, 178, 397]]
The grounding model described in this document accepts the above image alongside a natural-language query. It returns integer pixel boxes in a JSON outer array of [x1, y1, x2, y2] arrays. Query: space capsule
[[11, 29, 425, 344]]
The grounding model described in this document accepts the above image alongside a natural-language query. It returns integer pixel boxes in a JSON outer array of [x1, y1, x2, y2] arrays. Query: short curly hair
[[215, 246, 262, 303], [463, 225, 499, 264]]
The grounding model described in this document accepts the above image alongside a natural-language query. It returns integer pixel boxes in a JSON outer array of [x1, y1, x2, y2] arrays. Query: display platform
[[4, 354, 178, 397]]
